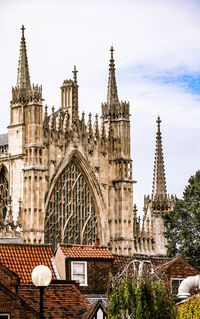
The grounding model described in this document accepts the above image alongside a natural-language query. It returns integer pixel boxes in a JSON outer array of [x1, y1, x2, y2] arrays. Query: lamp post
[[32, 265, 52, 319]]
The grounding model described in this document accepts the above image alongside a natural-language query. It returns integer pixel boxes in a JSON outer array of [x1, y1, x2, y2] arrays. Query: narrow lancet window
[[0, 166, 9, 219]]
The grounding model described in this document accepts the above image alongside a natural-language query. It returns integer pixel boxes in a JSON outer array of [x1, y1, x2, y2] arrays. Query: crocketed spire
[[16, 25, 31, 89], [152, 116, 167, 198], [107, 46, 119, 106]]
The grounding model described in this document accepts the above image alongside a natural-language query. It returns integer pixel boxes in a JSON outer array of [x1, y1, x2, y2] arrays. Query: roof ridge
[[0, 261, 19, 278], [0, 243, 53, 247], [59, 243, 109, 249], [72, 283, 91, 305]]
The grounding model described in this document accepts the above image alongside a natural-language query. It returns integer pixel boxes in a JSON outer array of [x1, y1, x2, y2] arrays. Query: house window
[[96, 308, 104, 319], [171, 278, 184, 296], [0, 314, 10, 319], [71, 261, 87, 286]]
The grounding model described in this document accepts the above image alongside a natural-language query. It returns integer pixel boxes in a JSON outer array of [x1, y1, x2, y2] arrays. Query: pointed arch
[[44, 149, 108, 249], [0, 164, 9, 219]]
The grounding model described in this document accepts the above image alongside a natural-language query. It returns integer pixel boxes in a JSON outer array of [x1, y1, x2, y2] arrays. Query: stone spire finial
[[73, 65, 78, 85], [107, 46, 119, 106], [87, 113, 93, 138], [152, 116, 167, 198], [16, 25, 31, 89], [100, 120, 106, 140], [93, 114, 99, 139]]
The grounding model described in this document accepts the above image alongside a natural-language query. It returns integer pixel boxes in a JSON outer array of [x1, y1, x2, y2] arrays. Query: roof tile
[[59, 244, 114, 259], [19, 282, 90, 318], [0, 243, 56, 283]]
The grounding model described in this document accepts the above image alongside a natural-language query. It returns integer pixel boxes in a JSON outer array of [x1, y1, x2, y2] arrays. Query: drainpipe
[[177, 274, 200, 300]]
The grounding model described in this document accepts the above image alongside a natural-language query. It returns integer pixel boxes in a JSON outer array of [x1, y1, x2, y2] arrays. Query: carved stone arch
[[0, 164, 9, 219], [44, 149, 109, 249]]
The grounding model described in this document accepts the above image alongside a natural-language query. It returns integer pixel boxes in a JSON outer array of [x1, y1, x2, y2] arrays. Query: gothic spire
[[73, 65, 78, 85], [16, 25, 31, 89], [152, 116, 167, 198], [107, 46, 119, 106]]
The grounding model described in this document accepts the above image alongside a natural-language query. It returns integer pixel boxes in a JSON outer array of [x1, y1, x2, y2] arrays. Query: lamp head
[[32, 265, 52, 287]]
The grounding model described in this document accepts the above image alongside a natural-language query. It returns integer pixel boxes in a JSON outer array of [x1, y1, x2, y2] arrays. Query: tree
[[107, 273, 176, 319], [163, 170, 200, 271], [176, 296, 200, 319]]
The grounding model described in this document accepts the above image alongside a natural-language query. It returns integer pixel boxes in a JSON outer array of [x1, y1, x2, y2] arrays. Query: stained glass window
[[45, 162, 98, 249], [0, 166, 9, 219]]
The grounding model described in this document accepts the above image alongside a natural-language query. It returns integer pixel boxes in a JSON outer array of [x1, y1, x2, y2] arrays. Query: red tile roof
[[155, 256, 199, 273], [112, 254, 171, 275], [19, 282, 91, 318], [0, 243, 56, 283], [58, 244, 114, 259], [0, 281, 39, 317]]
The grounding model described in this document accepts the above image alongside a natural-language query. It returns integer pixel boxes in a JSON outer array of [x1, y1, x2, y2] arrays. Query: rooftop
[[19, 282, 91, 318], [0, 243, 56, 283], [58, 243, 114, 259]]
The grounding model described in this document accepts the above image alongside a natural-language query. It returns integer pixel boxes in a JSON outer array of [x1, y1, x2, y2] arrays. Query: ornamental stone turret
[[143, 116, 175, 255], [100, 47, 133, 254]]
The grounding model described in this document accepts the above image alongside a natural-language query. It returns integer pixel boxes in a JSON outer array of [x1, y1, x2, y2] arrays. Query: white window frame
[[71, 261, 88, 286], [0, 314, 10, 319], [171, 278, 184, 296]]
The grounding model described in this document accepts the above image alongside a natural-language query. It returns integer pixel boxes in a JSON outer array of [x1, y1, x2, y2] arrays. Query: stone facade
[[0, 26, 174, 256]]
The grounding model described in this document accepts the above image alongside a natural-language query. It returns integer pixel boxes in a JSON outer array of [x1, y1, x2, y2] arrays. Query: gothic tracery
[[0, 166, 9, 220], [44, 162, 98, 249]]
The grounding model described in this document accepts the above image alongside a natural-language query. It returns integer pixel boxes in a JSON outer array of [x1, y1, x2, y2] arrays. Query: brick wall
[[68, 259, 113, 294], [157, 258, 199, 296], [0, 290, 38, 319], [0, 267, 18, 293]]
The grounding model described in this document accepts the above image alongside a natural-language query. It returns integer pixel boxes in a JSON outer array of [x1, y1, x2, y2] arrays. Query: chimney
[[89, 240, 92, 246], [95, 239, 100, 247]]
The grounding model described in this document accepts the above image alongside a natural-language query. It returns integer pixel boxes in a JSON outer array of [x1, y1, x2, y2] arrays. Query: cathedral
[[0, 26, 175, 256]]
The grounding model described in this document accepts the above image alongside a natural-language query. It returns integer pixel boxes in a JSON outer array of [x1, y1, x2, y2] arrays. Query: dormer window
[[71, 261, 87, 286]]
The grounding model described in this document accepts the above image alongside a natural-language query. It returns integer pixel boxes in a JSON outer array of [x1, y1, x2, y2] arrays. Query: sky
[[0, 0, 200, 213]]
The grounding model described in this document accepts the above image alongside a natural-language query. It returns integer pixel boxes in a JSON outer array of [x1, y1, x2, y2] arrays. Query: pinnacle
[[107, 46, 119, 106], [16, 25, 31, 89], [73, 65, 78, 84], [152, 116, 167, 198]]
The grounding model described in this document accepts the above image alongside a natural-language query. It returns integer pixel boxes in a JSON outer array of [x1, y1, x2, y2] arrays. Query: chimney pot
[[95, 239, 100, 247]]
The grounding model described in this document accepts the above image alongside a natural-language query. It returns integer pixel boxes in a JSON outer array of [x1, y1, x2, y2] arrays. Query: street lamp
[[32, 265, 52, 319]]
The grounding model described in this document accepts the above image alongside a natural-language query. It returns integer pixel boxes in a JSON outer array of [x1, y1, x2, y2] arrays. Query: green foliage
[[107, 274, 175, 319], [135, 279, 153, 319], [163, 170, 200, 271], [107, 275, 137, 319], [152, 281, 176, 319], [176, 296, 200, 319]]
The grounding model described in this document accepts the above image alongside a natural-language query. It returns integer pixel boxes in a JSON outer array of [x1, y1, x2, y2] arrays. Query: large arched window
[[44, 162, 98, 249], [0, 166, 9, 219]]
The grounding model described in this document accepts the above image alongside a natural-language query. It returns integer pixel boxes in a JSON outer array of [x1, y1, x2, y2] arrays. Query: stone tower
[[144, 116, 175, 255], [101, 47, 133, 254], [8, 25, 44, 243]]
